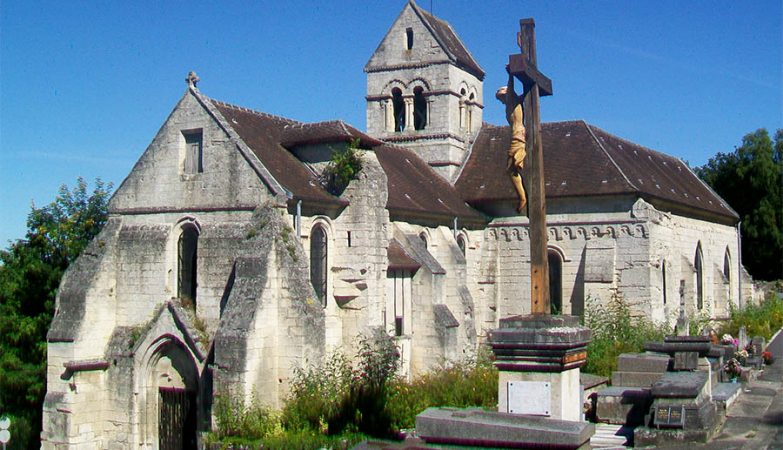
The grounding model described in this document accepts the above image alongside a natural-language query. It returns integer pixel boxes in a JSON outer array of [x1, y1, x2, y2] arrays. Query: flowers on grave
[[762, 351, 774, 365], [721, 334, 736, 346], [724, 357, 742, 379], [734, 349, 749, 366]]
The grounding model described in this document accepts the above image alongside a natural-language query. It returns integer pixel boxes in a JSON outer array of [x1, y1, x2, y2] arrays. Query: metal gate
[[159, 387, 197, 450]]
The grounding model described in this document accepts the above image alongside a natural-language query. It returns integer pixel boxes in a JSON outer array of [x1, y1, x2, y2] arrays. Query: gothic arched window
[[457, 234, 466, 256], [413, 86, 427, 130], [178, 225, 199, 304], [548, 249, 563, 314], [392, 88, 405, 132], [310, 225, 328, 307], [724, 247, 732, 300], [695, 243, 704, 310]]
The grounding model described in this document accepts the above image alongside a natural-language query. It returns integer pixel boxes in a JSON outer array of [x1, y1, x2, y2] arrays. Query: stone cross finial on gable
[[186, 71, 200, 88]]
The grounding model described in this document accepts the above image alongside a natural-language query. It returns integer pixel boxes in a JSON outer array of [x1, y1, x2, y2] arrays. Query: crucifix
[[508, 19, 553, 315]]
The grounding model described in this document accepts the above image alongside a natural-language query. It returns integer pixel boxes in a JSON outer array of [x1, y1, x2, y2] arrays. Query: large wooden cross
[[508, 19, 553, 315]]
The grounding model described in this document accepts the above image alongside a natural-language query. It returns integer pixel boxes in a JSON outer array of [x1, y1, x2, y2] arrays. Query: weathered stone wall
[[478, 198, 741, 329], [643, 199, 741, 322]]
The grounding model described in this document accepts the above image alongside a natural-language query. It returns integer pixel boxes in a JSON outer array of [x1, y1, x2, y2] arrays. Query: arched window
[[392, 88, 405, 132], [724, 247, 732, 300], [178, 226, 199, 304], [548, 249, 563, 314], [413, 86, 427, 130], [723, 248, 731, 282], [467, 92, 475, 130], [405, 27, 414, 50], [310, 225, 328, 307], [662, 260, 668, 305], [695, 243, 704, 310], [457, 234, 466, 256]]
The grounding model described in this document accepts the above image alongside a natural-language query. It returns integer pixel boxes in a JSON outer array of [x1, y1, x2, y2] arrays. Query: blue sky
[[1, 0, 781, 247]]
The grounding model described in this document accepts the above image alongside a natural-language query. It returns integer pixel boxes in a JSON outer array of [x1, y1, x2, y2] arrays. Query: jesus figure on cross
[[495, 66, 527, 214]]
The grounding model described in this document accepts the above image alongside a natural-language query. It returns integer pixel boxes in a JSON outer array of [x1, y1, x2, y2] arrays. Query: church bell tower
[[365, 0, 484, 181]]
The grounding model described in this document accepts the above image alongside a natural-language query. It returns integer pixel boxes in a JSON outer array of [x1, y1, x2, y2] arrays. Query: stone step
[[590, 423, 634, 448]]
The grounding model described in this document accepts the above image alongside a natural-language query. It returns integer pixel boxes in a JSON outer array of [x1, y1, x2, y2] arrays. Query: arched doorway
[[144, 338, 199, 450]]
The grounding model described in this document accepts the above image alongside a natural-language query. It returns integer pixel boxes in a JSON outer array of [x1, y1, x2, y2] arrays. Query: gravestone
[[634, 371, 719, 446], [738, 326, 749, 350], [610, 353, 669, 387], [675, 280, 689, 336]]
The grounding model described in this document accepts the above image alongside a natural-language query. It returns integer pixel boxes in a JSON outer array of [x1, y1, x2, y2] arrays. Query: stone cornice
[[487, 220, 649, 242]]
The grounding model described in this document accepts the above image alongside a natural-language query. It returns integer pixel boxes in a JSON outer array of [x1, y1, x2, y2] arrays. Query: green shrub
[[720, 290, 783, 341], [385, 347, 498, 430], [282, 351, 353, 433], [212, 395, 282, 440], [583, 294, 670, 377], [328, 328, 400, 437]]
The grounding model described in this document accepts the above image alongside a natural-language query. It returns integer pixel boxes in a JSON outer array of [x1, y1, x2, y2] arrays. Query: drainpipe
[[737, 221, 742, 309], [453, 217, 458, 238], [296, 200, 302, 238]]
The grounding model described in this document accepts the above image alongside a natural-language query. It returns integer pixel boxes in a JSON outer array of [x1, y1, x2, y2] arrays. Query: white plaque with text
[[507, 381, 551, 416]]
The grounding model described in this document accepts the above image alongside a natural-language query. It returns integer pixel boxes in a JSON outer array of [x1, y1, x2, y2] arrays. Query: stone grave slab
[[416, 407, 594, 449], [611, 371, 665, 388], [616, 353, 670, 373], [674, 351, 699, 370]]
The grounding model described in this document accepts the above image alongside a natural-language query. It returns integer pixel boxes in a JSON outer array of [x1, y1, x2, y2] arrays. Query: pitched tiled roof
[[207, 94, 485, 225], [455, 121, 738, 221], [210, 100, 347, 207], [410, 1, 484, 80], [281, 120, 384, 148], [375, 143, 486, 227]]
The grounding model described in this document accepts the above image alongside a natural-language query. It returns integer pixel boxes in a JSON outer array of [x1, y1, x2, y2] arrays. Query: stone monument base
[[489, 314, 591, 422]]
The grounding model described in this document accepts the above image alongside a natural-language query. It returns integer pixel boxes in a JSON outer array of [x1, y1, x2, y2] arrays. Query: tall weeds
[[583, 294, 670, 377]]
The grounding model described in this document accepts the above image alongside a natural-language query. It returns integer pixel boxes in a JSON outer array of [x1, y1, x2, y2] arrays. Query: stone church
[[42, 1, 747, 447]]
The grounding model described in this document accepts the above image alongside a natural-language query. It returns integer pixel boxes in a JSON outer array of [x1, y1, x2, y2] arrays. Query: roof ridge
[[586, 123, 682, 163], [209, 98, 300, 125], [583, 120, 639, 192]]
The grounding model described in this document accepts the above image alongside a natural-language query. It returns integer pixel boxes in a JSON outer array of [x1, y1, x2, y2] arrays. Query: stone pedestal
[[489, 315, 591, 422]]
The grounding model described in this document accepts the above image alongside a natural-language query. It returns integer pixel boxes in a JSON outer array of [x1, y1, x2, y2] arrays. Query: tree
[[0, 177, 112, 449], [696, 129, 783, 281]]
